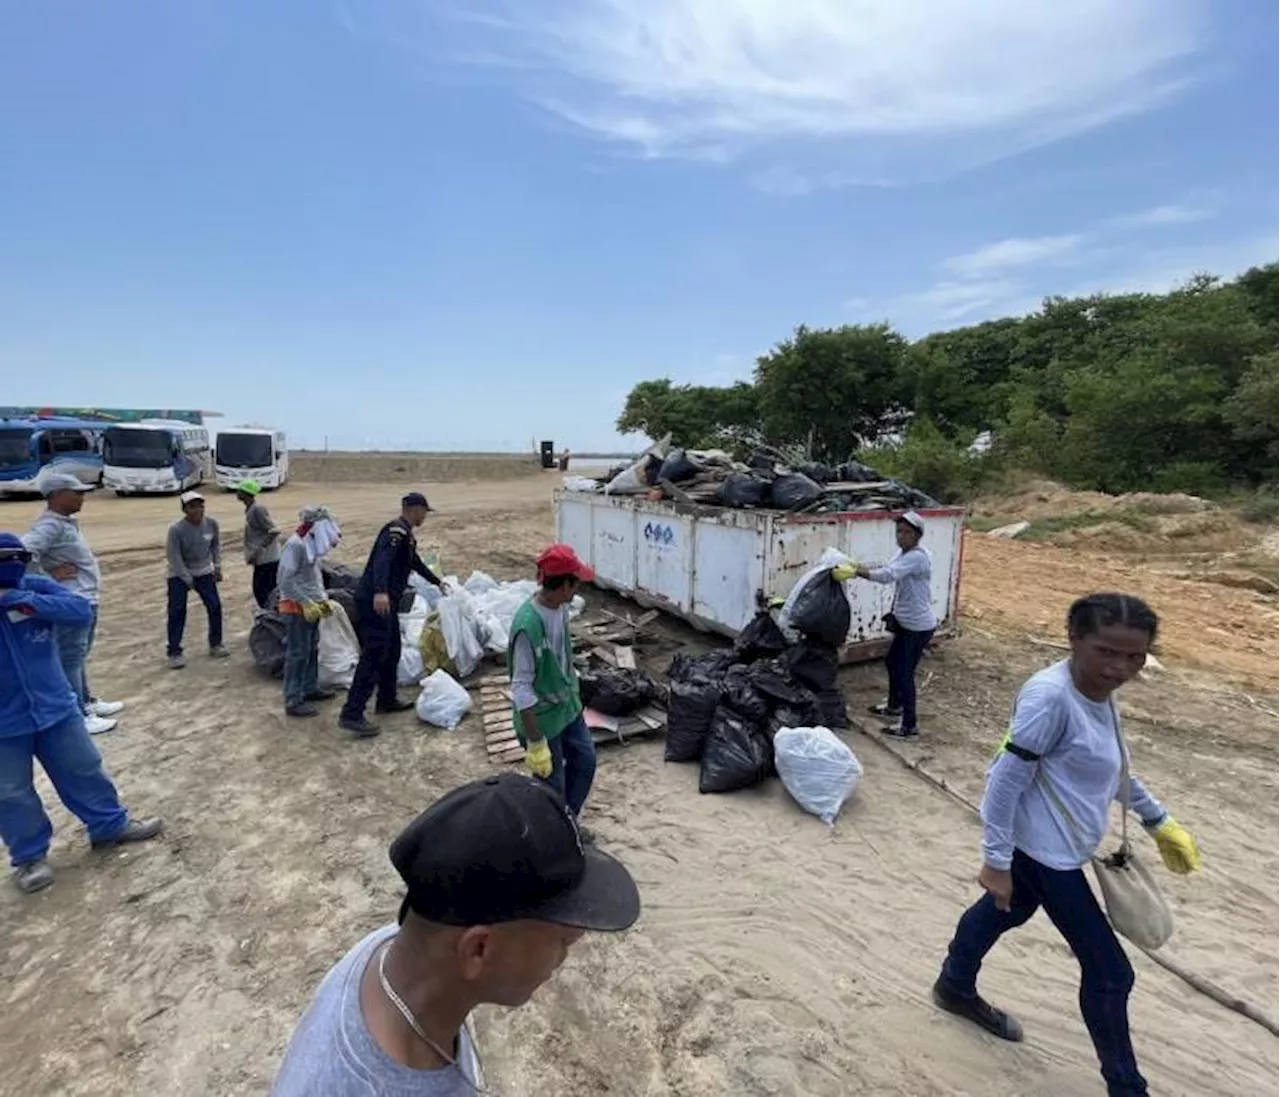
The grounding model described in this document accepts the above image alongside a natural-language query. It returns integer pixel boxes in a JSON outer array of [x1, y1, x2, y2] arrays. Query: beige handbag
[[1040, 699, 1174, 950]]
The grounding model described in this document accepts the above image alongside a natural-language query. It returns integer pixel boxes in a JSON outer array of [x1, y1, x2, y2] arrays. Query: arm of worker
[[1121, 774, 1167, 827], [370, 528, 397, 595], [857, 552, 925, 584], [209, 519, 222, 570], [0, 576, 94, 625], [980, 682, 1066, 871], [167, 525, 193, 587], [20, 516, 59, 578], [510, 634, 543, 742]]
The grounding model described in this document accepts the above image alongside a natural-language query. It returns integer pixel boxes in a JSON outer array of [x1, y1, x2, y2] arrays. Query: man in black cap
[[339, 492, 446, 738], [270, 774, 641, 1095]]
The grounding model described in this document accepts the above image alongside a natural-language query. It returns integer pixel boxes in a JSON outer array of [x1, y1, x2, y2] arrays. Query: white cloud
[[1113, 202, 1218, 228], [432, 0, 1204, 181], [943, 234, 1086, 277], [892, 279, 1026, 322]]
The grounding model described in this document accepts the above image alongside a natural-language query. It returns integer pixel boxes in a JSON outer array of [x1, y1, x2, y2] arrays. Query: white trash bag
[[437, 592, 485, 679], [317, 602, 360, 689], [773, 726, 863, 826], [416, 669, 473, 730]]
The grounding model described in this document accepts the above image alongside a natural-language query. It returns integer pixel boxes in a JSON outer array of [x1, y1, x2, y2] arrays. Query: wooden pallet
[[478, 675, 524, 765], [584, 704, 667, 748]]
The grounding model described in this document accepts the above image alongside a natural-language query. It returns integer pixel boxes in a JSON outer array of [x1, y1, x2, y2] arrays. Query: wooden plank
[[614, 645, 638, 671], [486, 732, 519, 748], [659, 477, 697, 505], [490, 747, 526, 765], [821, 480, 891, 494], [591, 645, 619, 668], [484, 718, 515, 733]]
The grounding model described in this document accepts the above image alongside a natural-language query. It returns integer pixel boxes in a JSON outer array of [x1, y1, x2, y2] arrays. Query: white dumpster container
[[554, 491, 965, 659]]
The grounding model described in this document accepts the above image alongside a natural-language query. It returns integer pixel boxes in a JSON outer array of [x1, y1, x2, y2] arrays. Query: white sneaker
[[85, 714, 118, 736], [90, 700, 125, 718]]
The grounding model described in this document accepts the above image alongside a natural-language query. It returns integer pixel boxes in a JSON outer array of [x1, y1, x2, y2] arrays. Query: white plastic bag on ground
[[563, 476, 598, 492], [773, 726, 863, 826], [778, 547, 855, 639], [396, 594, 430, 684], [416, 669, 473, 729], [438, 592, 485, 678], [317, 603, 360, 689]]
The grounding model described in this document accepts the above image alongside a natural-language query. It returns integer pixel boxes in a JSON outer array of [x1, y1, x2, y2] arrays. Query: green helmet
[[237, 479, 262, 496]]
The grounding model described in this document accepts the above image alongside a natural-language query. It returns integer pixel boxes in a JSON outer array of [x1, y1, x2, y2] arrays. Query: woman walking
[[854, 510, 936, 738], [932, 592, 1201, 1097]]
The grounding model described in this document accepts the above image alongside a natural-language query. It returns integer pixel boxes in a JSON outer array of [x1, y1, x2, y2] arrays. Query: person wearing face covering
[[276, 506, 342, 718]]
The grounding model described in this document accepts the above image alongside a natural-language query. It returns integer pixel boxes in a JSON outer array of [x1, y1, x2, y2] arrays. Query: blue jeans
[[167, 574, 223, 656], [940, 849, 1147, 1097], [57, 603, 99, 709], [0, 712, 130, 867], [283, 613, 320, 708], [543, 715, 597, 817], [885, 626, 933, 730]]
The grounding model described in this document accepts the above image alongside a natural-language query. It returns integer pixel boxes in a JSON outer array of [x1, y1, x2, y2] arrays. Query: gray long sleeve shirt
[[866, 546, 938, 632], [277, 535, 326, 605], [243, 502, 282, 566], [23, 510, 103, 603], [167, 517, 221, 584]]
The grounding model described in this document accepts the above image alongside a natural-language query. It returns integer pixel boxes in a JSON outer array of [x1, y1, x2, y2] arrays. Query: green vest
[[507, 599, 582, 743]]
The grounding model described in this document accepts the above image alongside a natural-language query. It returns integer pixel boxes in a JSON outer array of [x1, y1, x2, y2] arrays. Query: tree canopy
[[615, 264, 1279, 496]]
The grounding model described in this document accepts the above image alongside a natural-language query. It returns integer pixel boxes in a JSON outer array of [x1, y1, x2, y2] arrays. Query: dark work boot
[[932, 979, 1024, 1042], [92, 817, 164, 850], [340, 715, 381, 739], [286, 702, 320, 718]]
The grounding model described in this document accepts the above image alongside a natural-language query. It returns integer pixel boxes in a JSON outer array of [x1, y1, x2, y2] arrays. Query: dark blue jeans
[[885, 626, 933, 730], [282, 613, 320, 709], [940, 849, 1147, 1097], [0, 712, 129, 866], [167, 575, 223, 657], [543, 715, 597, 817]]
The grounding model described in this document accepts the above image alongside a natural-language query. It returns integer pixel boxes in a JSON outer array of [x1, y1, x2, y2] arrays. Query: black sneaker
[[375, 698, 414, 715], [14, 860, 54, 894], [932, 979, 1024, 1042], [340, 716, 381, 739], [868, 702, 902, 717], [306, 689, 338, 702], [92, 817, 164, 850], [286, 702, 320, 718], [882, 723, 920, 740]]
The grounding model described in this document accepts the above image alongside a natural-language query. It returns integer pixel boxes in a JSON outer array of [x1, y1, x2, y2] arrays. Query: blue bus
[[0, 416, 108, 495]]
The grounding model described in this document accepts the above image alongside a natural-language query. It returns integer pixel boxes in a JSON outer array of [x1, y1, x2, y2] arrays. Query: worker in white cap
[[165, 491, 228, 669], [853, 510, 936, 738], [23, 471, 125, 734]]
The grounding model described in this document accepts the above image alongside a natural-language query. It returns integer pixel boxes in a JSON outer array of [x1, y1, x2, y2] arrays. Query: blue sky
[[0, 0, 1275, 452]]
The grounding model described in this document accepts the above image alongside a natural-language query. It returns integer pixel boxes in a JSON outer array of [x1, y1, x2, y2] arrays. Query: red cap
[[536, 544, 595, 583]]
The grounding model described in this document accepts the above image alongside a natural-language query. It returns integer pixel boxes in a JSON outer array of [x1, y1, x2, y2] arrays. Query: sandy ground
[[0, 475, 1275, 1097]]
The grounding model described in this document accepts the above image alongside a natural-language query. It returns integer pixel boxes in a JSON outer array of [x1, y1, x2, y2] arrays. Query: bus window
[[0, 428, 32, 469]]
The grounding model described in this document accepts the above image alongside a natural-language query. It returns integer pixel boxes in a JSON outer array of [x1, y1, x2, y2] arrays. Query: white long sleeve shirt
[[866, 546, 937, 632]]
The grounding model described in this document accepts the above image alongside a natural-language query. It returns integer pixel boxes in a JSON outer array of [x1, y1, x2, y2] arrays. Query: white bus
[[102, 420, 211, 495], [214, 427, 289, 489]]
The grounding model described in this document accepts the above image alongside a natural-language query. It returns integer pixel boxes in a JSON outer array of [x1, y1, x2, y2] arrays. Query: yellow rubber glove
[[830, 562, 858, 582], [1151, 817, 1201, 874], [524, 738, 553, 779], [301, 602, 324, 624], [319, 600, 335, 617]]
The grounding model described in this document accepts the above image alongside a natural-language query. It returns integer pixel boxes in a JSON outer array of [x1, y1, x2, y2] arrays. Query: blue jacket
[[0, 575, 91, 737]]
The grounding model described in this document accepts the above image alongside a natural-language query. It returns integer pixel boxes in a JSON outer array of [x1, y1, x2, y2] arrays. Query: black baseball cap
[[402, 491, 433, 511], [389, 774, 641, 932]]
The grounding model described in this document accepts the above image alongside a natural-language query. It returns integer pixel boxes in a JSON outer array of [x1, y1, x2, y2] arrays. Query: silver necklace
[[376, 943, 492, 1095]]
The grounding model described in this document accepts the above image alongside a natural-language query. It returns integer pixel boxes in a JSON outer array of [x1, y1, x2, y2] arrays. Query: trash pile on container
[[565, 436, 937, 514], [663, 552, 863, 824]]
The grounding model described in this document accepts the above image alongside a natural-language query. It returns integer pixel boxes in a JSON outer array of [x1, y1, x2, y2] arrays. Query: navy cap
[[389, 774, 640, 932], [401, 491, 432, 511]]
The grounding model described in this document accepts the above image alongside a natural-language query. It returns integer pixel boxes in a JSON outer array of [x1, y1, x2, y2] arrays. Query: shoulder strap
[[1109, 696, 1131, 854]]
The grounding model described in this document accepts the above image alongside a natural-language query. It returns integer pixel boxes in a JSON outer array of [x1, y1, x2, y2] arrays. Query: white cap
[[897, 510, 925, 533], [180, 491, 206, 506]]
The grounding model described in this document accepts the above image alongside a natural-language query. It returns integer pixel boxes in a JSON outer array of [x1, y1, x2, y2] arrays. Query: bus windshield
[[216, 433, 273, 468], [0, 428, 33, 469], [104, 429, 173, 468]]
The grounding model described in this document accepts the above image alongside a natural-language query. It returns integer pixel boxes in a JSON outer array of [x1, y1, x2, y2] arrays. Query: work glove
[[524, 738, 553, 780], [319, 600, 335, 617], [301, 602, 325, 624], [1149, 817, 1201, 875], [830, 562, 858, 583]]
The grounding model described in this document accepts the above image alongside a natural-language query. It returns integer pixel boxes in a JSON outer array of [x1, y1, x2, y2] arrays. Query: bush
[[860, 420, 995, 503], [1238, 488, 1279, 525]]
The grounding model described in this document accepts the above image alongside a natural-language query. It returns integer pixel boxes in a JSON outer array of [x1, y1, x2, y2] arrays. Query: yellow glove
[[524, 738, 553, 779], [1151, 817, 1201, 874], [319, 600, 335, 617], [301, 602, 324, 624], [830, 562, 858, 582]]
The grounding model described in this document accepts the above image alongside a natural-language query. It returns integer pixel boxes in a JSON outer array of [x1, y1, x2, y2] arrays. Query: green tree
[[615, 379, 758, 446]]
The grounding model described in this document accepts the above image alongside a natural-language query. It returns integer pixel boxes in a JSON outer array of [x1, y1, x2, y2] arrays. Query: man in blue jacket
[[0, 533, 163, 894]]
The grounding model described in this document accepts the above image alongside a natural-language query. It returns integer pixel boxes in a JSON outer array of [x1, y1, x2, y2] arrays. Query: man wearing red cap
[[506, 544, 598, 831]]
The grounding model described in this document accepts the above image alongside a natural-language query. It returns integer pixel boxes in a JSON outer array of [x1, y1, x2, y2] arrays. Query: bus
[[0, 416, 107, 495], [214, 426, 289, 489], [101, 420, 212, 495]]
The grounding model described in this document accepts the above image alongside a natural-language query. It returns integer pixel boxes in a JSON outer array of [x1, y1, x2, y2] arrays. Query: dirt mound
[[290, 451, 543, 484], [971, 480, 1211, 521]]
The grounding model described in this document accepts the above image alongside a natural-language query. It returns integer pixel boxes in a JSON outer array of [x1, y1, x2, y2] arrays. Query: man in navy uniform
[[339, 492, 446, 738]]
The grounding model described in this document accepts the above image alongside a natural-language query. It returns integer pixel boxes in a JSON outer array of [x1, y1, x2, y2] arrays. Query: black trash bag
[[698, 707, 771, 793], [799, 462, 833, 484], [788, 571, 851, 645], [398, 590, 417, 613], [784, 640, 841, 693], [642, 454, 664, 486], [747, 660, 820, 714], [249, 613, 287, 679], [766, 703, 820, 739], [579, 666, 658, 717], [717, 472, 770, 508], [835, 460, 881, 483], [668, 649, 736, 684], [665, 677, 721, 762], [657, 447, 703, 484], [747, 451, 776, 472], [769, 472, 824, 511], [720, 664, 770, 726], [733, 611, 788, 663], [815, 687, 850, 729], [321, 563, 362, 594], [327, 587, 358, 626]]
